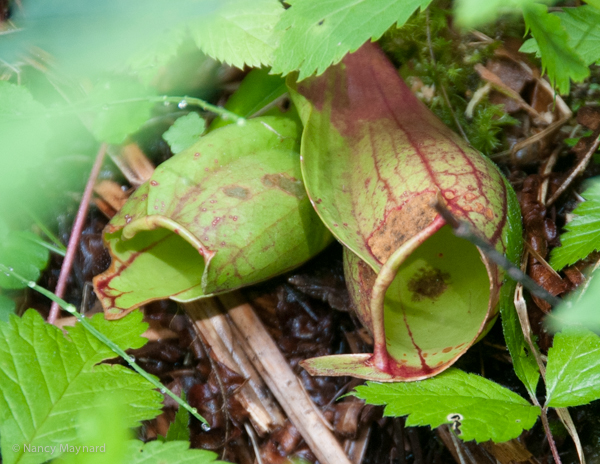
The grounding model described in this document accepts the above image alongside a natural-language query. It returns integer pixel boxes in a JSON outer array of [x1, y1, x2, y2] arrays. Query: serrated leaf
[[519, 38, 541, 57], [164, 405, 190, 443], [190, 0, 284, 68], [157, 393, 190, 443], [94, 116, 332, 319], [87, 78, 155, 144], [0, 230, 50, 290], [557, 6, 600, 66], [546, 328, 600, 408], [550, 179, 600, 270], [0, 310, 163, 464], [521, 3, 589, 94], [163, 113, 206, 154], [352, 368, 540, 443], [271, 0, 434, 80]]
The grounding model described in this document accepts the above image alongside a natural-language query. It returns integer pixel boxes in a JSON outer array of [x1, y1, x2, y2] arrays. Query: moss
[[379, 2, 518, 156]]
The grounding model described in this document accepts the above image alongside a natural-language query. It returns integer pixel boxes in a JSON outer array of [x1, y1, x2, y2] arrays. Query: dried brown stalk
[[107, 143, 155, 188], [546, 135, 600, 206], [185, 299, 285, 436], [219, 292, 353, 464]]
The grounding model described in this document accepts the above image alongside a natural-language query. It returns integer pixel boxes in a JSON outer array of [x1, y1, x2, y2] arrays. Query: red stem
[[48, 144, 107, 324], [541, 407, 562, 464]]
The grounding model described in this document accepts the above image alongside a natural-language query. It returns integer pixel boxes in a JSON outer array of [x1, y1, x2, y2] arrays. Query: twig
[[540, 408, 563, 464], [523, 241, 562, 280], [344, 424, 371, 464], [192, 323, 232, 458], [219, 292, 353, 464], [185, 299, 285, 435], [434, 202, 563, 307], [546, 135, 600, 206], [244, 422, 264, 464], [48, 143, 107, 324], [106, 144, 155, 188], [0, 263, 209, 427], [555, 408, 586, 464], [539, 146, 560, 205]]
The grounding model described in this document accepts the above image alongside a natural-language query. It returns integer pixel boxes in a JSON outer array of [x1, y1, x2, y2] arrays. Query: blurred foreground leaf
[[0, 0, 221, 75]]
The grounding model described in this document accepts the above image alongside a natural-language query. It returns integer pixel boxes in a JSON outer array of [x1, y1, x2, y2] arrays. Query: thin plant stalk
[[24, 235, 66, 257], [48, 143, 107, 324], [0, 263, 210, 427], [23, 205, 67, 253]]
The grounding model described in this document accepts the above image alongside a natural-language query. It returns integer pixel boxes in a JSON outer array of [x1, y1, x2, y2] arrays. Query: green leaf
[[521, 3, 589, 94], [557, 6, 600, 66], [271, 0, 434, 80], [87, 77, 155, 144], [352, 368, 540, 443], [190, 0, 284, 68], [208, 68, 288, 131], [550, 179, 600, 270], [583, 0, 600, 9], [546, 328, 600, 408], [0, 228, 50, 290], [94, 116, 332, 319], [0, 294, 15, 322], [165, 406, 190, 443], [499, 181, 539, 398], [0, 310, 163, 464], [292, 43, 522, 381], [519, 38, 541, 57], [157, 393, 190, 443], [163, 113, 206, 154]]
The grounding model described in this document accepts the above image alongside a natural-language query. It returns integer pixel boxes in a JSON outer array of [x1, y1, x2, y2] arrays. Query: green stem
[[153, 96, 245, 125], [0, 263, 210, 428], [8, 95, 246, 126], [22, 206, 67, 253], [24, 235, 67, 257]]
